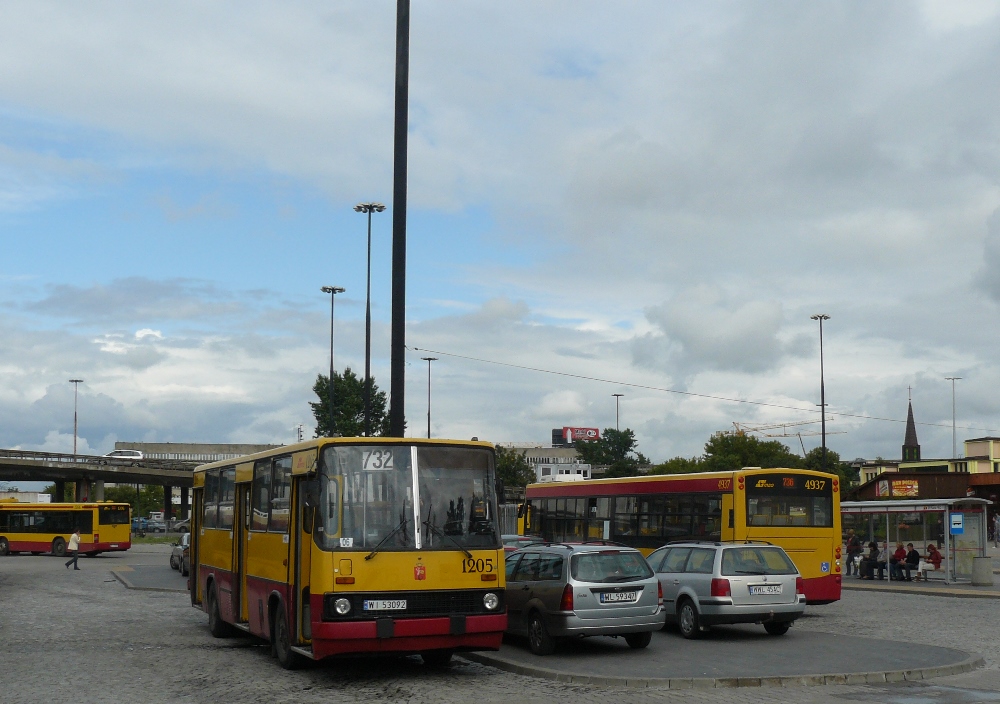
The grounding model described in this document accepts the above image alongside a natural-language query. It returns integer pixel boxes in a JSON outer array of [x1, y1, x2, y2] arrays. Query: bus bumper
[[803, 573, 841, 604], [310, 613, 506, 659]]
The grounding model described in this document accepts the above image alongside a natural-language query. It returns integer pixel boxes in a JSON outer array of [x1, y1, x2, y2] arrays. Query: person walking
[[993, 513, 999, 549], [64, 528, 81, 570]]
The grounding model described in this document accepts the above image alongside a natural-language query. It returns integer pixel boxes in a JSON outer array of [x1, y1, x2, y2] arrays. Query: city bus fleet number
[[717, 479, 732, 490], [804, 479, 826, 490], [461, 557, 494, 573]]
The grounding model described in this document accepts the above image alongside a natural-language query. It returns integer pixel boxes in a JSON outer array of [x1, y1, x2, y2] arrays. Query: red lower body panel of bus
[[310, 613, 506, 659], [802, 573, 841, 604], [1, 539, 130, 554]]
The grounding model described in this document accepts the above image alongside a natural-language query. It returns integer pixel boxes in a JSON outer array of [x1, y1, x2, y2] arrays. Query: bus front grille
[[323, 589, 504, 621]]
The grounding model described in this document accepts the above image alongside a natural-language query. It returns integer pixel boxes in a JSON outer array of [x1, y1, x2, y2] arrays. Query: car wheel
[[181, 559, 189, 577], [625, 631, 652, 649], [179, 526, 189, 534], [677, 599, 701, 640], [0, 537, 8, 556], [170, 555, 179, 570], [421, 649, 454, 667], [272, 605, 302, 670], [764, 621, 790, 636], [51, 537, 66, 557], [527, 612, 556, 656], [207, 584, 233, 638]]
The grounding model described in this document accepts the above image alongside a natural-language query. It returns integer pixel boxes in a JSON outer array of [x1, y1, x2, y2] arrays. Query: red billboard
[[563, 427, 600, 442]]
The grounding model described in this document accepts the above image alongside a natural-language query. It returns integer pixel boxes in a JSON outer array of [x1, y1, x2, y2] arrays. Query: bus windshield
[[317, 444, 500, 552]]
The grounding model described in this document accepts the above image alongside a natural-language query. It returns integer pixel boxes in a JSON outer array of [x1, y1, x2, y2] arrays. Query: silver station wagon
[[646, 541, 806, 639], [504, 542, 663, 655]]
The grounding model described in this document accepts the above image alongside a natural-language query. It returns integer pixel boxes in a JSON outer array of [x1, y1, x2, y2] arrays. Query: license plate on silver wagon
[[749, 585, 782, 595], [600, 591, 638, 604]]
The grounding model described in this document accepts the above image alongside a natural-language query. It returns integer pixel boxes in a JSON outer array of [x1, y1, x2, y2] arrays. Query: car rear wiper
[[422, 519, 473, 558], [365, 517, 409, 561]]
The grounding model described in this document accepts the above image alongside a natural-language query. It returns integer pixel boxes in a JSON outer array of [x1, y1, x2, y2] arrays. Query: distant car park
[[146, 520, 167, 533], [645, 541, 806, 638]]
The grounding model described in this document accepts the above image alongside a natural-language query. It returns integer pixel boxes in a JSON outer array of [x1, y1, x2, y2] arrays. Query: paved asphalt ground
[[4, 545, 1000, 703]]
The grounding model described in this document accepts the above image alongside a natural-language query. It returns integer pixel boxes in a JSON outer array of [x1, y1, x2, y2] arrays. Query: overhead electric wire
[[408, 345, 1000, 435]]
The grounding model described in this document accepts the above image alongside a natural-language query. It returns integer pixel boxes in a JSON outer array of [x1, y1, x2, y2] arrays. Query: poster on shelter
[[891, 479, 919, 497], [876, 480, 890, 497]]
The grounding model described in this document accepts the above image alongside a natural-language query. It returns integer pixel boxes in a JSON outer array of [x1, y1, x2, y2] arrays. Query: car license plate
[[363, 599, 407, 611], [600, 591, 638, 604], [749, 585, 782, 595]]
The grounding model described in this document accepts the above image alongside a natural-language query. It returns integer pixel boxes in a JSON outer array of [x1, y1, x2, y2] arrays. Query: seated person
[[901, 542, 920, 581], [919, 543, 943, 580], [859, 541, 887, 580], [888, 542, 906, 580]]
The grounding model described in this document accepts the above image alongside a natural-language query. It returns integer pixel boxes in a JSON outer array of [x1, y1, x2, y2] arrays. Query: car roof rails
[[661, 539, 723, 546], [517, 541, 574, 549], [578, 540, 630, 548]]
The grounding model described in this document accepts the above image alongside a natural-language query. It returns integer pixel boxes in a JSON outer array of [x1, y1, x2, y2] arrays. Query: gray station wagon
[[505, 543, 663, 655], [646, 542, 806, 639]]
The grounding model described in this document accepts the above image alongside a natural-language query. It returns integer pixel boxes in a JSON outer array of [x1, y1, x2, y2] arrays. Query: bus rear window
[[745, 473, 833, 527], [99, 506, 130, 525]]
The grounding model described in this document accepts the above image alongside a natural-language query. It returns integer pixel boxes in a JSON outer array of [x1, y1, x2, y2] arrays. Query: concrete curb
[[459, 651, 984, 689], [110, 568, 187, 593], [842, 581, 1000, 599]]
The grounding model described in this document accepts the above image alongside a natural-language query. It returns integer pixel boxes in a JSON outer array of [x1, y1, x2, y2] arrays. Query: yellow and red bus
[[189, 437, 507, 668], [521, 467, 842, 604], [0, 502, 132, 556]]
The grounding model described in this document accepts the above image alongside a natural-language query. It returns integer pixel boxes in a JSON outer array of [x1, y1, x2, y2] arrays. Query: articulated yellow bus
[[0, 502, 131, 556], [522, 468, 842, 604], [190, 438, 506, 668]]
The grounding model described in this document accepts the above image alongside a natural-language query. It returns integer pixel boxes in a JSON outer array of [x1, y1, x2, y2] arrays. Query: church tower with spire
[[902, 395, 921, 462]]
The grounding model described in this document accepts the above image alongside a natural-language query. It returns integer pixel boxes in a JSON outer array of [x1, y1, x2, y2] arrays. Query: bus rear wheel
[[0, 537, 9, 556], [272, 606, 302, 670], [51, 537, 66, 557]]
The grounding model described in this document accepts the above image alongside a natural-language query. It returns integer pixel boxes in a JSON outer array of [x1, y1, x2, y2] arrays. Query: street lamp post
[[810, 314, 830, 473], [354, 202, 386, 437], [321, 286, 346, 436], [612, 393, 624, 431], [421, 356, 437, 439], [945, 377, 962, 458], [69, 379, 83, 456]]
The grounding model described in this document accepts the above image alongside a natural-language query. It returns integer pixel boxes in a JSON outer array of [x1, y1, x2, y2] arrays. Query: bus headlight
[[334, 598, 352, 615], [483, 592, 499, 611]]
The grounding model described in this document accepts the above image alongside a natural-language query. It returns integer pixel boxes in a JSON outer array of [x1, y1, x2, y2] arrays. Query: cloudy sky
[[3, 1, 1000, 487]]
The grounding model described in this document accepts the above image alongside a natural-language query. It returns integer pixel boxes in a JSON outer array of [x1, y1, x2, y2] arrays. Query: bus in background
[[521, 468, 841, 604], [0, 502, 132, 557], [190, 438, 506, 669]]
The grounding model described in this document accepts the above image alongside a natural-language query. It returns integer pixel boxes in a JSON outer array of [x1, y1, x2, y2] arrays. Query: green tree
[[42, 483, 74, 502], [649, 456, 704, 475], [803, 447, 859, 485], [311, 368, 391, 438], [701, 432, 803, 473], [494, 445, 536, 488], [574, 428, 646, 478]]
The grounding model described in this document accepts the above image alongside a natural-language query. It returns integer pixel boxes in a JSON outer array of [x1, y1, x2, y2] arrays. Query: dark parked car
[[505, 543, 663, 655], [646, 541, 806, 638], [170, 533, 190, 574]]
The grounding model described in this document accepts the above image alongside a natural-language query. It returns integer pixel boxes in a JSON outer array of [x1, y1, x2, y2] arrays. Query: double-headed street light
[[810, 314, 830, 473], [945, 376, 962, 458], [354, 202, 386, 437], [321, 286, 346, 436], [69, 378, 84, 456], [421, 357, 438, 439]]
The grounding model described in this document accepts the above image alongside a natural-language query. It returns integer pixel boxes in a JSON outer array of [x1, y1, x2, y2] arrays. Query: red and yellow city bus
[[189, 438, 507, 668], [521, 468, 842, 604], [0, 502, 132, 556]]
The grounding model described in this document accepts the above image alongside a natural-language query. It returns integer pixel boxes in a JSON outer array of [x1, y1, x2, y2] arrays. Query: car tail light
[[796, 577, 805, 594], [657, 580, 663, 605], [710, 578, 731, 597], [559, 583, 574, 612]]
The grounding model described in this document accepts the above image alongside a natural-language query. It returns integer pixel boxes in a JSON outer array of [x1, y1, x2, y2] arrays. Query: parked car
[[131, 517, 148, 533], [181, 542, 189, 577], [501, 534, 538, 553], [645, 541, 806, 639], [172, 519, 190, 534], [504, 543, 663, 655], [170, 533, 190, 571], [146, 519, 167, 533]]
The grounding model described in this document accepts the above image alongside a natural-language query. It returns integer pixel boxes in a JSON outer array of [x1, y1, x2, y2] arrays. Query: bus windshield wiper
[[422, 519, 473, 558], [365, 518, 409, 561]]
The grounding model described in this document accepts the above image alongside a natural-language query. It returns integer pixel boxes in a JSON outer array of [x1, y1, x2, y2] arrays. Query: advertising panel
[[876, 480, 890, 498], [891, 479, 919, 497], [562, 427, 600, 442]]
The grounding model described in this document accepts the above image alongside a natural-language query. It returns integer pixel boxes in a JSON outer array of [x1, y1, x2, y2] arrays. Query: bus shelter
[[841, 498, 990, 584]]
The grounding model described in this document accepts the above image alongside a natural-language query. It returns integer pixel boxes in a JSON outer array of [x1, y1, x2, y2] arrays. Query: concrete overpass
[[0, 449, 199, 520]]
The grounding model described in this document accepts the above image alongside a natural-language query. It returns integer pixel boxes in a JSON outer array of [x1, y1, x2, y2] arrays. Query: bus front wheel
[[207, 585, 233, 638], [272, 606, 302, 670], [51, 537, 66, 557]]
